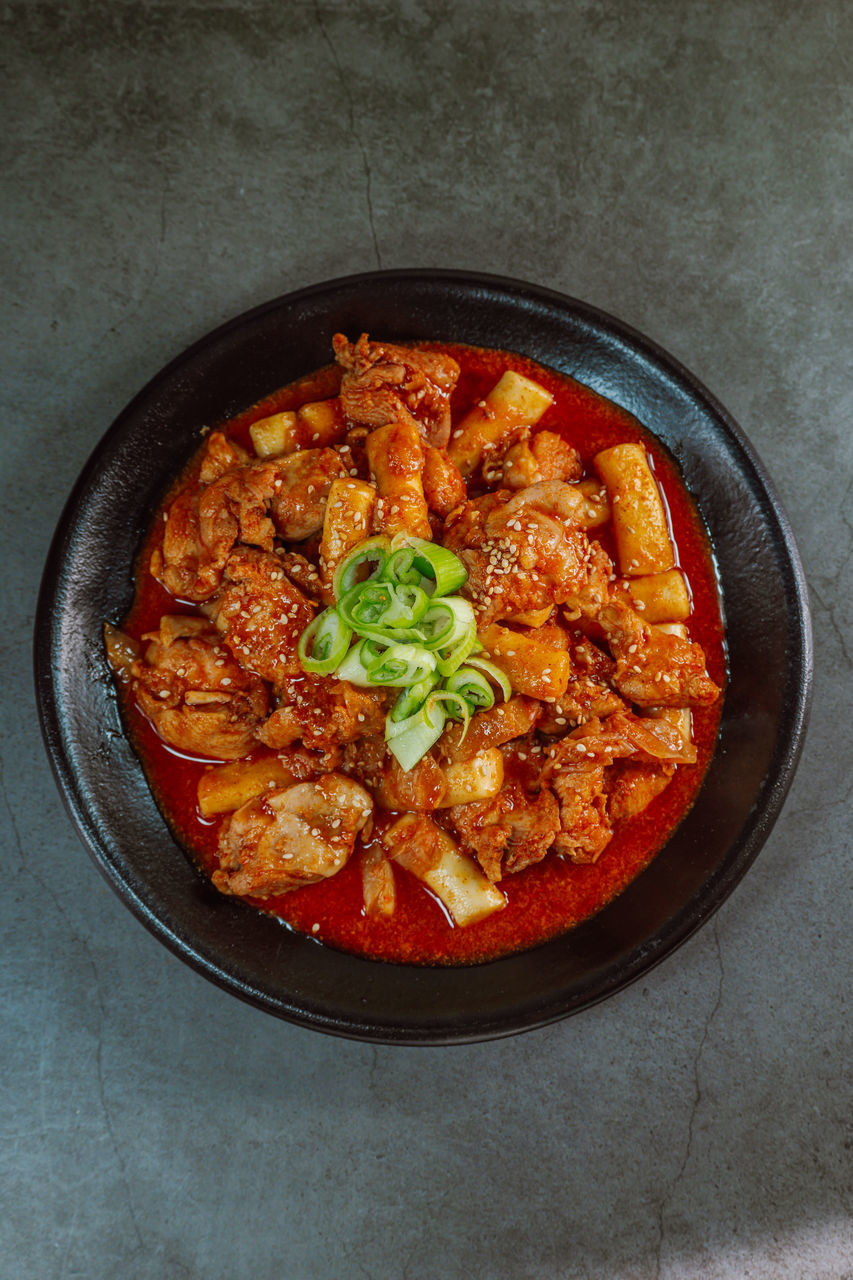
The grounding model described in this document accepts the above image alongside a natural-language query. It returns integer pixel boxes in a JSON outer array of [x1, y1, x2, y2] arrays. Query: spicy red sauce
[[118, 343, 726, 966]]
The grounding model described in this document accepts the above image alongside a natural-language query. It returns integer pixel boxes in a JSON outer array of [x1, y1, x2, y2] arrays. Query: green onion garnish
[[297, 534, 510, 769], [297, 608, 353, 675]]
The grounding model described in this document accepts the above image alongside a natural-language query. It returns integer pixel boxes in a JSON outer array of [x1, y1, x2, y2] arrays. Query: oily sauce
[[117, 343, 726, 966]]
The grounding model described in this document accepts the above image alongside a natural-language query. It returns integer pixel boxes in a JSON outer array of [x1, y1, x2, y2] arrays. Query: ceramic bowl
[[35, 270, 812, 1043]]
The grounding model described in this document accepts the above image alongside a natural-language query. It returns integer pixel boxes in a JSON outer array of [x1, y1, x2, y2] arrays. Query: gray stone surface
[[2, 1, 851, 1276]]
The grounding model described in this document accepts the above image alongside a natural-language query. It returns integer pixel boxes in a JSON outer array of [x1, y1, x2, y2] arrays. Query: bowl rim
[[34, 267, 813, 1044]]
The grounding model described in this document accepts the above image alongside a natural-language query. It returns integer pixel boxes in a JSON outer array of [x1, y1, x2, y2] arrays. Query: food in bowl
[[104, 333, 725, 964]]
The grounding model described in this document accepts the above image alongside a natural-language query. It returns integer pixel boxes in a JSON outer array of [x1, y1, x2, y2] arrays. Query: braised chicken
[[107, 333, 723, 959], [214, 774, 372, 897], [444, 481, 613, 626], [333, 332, 460, 448], [122, 615, 269, 759]]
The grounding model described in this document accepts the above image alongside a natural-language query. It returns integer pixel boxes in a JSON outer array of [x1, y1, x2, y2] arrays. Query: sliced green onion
[[418, 600, 456, 649], [298, 608, 352, 676], [338, 581, 429, 636], [333, 535, 390, 600], [382, 545, 431, 591], [445, 666, 496, 711], [367, 643, 437, 687], [294, 534, 498, 770], [463, 655, 513, 702], [390, 672, 439, 723], [435, 605, 480, 676], [428, 596, 476, 659], [385, 535, 467, 597], [427, 690, 472, 748], [334, 637, 388, 686], [385, 697, 447, 771]]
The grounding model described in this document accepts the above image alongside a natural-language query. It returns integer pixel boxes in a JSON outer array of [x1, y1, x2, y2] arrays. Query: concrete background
[[2, 2, 851, 1277]]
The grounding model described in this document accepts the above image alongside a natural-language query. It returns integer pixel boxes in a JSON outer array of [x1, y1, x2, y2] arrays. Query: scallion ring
[[333, 535, 390, 601], [366, 643, 437, 687], [463, 655, 513, 702], [385, 534, 467, 597], [297, 608, 353, 676], [444, 666, 496, 711], [334, 636, 389, 686]]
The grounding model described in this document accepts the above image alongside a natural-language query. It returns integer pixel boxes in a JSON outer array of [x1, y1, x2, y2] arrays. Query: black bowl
[[34, 270, 812, 1044]]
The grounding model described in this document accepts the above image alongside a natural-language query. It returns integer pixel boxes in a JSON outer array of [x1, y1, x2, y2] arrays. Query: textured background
[[2, 2, 851, 1277]]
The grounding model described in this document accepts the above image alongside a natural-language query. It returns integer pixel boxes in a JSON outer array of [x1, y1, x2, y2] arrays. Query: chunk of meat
[[373, 750, 447, 812], [550, 762, 613, 865], [153, 442, 343, 602], [449, 780, 561, 882], [264, 676, 388, 752], [607, 761, 675, 823], [333, 332, 460, 447], [541, 705, 699, 864], [422, 446, 467, 517], [274, 549, 331, 606], [537, 637, 627, 731], [266, 449, 346, 540], [597, 599, 721, 708], [201, 447, 345, 551], [209, 547, 315, 685], [151, 432, 249, 601], [213, 774, 373, 897], [129, 615, 268, 759], [443, 484, 611, 626], [498, 433, 582, 489], [438, 696, 540, 764]]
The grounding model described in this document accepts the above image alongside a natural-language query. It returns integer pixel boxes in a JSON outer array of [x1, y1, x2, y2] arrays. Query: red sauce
[[117, 343, 726, 966]]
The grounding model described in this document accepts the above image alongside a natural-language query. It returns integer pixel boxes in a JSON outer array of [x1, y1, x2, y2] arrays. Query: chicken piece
[[255, 706, 302, 749], [597, 599, 721, 708], [443, 483, 610, 626], [337, 730, 446, 810], [333, 333, 460, 448], [550, 762, 613, 865], [373, 750, 448, 813], [200, 447, 345, 552], [269, 675, 388, 752], [213, 773, 373, 898], [275, 549, 331, 606], [266, 449, 346, 541], [498, 432, 582, 489], [449, 779, 561, 882], [152, 432, 249, 601], [607, 761, 675, 823], [439, 696, 540, 764], [103, 623, 140, 681], [154, 440, 342, 602], [129, 615, 268, 759], [209, 547, 315, 685], [537, 636, 627, 731], [422, 446, 467, 517]]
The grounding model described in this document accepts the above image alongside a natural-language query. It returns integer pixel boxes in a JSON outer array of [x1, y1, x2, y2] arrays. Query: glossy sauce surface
[[118, 344, 726, 965]]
